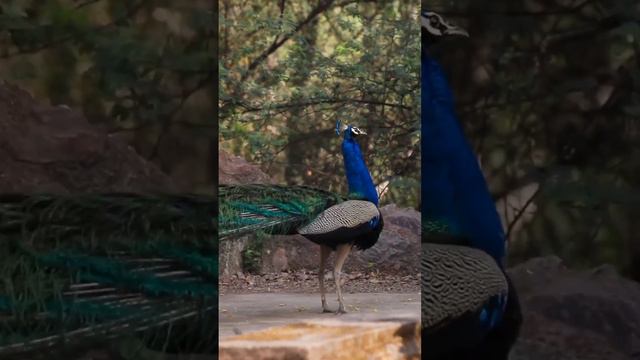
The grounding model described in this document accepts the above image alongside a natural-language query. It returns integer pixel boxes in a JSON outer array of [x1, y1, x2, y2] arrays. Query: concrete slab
[[219, 292, 420, 338]]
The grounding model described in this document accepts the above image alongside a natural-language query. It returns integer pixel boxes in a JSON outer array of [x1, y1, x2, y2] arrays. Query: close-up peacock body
[[0, 194, 217, 359], [220, 121, 383, 314], [421, 10, 522, 360]]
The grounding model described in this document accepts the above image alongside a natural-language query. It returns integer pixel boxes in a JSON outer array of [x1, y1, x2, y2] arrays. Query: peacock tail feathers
[[0, 193, 217, 357], [219, 184, 344, 239], [0, 193, 215, 248]]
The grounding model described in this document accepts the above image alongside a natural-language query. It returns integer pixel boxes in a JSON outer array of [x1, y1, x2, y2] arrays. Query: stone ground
[[219, 292, 421, 338]]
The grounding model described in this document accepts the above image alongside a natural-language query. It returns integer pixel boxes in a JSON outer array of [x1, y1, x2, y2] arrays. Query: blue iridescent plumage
[[421, 10, 521, 360], [338, 121, 379, 206], [422, 53, 505, 266]]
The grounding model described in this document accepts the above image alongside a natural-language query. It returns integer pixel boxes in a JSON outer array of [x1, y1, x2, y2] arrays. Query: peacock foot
[[321, 299, 331, 313], [335, 306, 347, 315]]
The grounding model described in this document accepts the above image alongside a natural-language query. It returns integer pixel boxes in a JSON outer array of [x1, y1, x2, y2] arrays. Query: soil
[[220, 270, 420, 295]]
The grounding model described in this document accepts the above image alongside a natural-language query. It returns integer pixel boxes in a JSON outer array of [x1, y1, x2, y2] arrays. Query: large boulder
[[219, 149, 273, 185], [0, 83, 176, 193], [509, 256, 640, 359]]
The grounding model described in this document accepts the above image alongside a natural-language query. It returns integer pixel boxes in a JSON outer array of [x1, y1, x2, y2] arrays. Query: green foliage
[[428, 0, 640, 278], [0, 1, 215, 186], [242, 237, 263, 274], [220, 0, 420, 208]]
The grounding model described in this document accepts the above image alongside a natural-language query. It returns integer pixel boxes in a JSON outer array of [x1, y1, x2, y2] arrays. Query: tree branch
[[240, 0, 335, 82], [506, 186, 541, 241], [236, 98, 412, 113], [1, 1, 149, 59]]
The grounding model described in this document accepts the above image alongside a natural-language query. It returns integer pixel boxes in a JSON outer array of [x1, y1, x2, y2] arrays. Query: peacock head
[[421, 11, 469, 38], [335, 120, 367, 139]]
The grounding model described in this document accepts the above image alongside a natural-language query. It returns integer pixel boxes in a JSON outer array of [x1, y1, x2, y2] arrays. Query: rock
[[220, 318, 420, 360], [508, 256, 640, 359], [219, 149, 273, 185], [350, 204, 420, 274], [0, 83, 176, 193], [220, 236, 250, 277], [272, 248, 289, 272], [260, 235, 317, 273], [511, 313, 631, 360]]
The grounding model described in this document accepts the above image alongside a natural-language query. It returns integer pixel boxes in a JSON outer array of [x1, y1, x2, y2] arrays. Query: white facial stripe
[[421, 12, 445, 36], [421, 11, 466, 37], [423, 21, 442, 36]]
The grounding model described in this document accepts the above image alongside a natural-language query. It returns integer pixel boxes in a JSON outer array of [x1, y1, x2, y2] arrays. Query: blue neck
[[422, 51, 506, 266], [341, 132, 378, 206]]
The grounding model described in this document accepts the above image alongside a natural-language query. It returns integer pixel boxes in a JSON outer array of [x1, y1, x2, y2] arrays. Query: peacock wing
[[297, 200, 379, 235], [422, 242, 508, 355]]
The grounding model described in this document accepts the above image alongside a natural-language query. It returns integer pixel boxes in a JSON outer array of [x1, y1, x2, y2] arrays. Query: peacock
[[0, 193, 217, 359], [421, 10, 522, 359], [220, 121, 383, 314]]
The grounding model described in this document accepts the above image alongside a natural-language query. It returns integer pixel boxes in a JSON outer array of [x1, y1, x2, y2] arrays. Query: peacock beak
[[335, 120, 348, 136]]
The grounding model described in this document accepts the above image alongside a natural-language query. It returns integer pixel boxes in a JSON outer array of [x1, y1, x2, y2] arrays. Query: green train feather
[[0, 193, 217, 358], [219, 184, 344, 239]]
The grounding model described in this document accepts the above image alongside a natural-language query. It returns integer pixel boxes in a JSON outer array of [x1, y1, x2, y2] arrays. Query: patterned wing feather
[[298, 200, 379, 235], [422, 243, 507, 329]]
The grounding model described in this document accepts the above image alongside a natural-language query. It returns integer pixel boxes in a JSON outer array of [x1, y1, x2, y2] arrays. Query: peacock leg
[[333, 243, 351, 314], [319, 245, 332, 313]]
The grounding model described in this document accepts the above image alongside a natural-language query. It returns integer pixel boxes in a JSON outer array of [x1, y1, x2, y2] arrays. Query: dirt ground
[[220, 270, 421, 294], [219, 292, 421, 338]]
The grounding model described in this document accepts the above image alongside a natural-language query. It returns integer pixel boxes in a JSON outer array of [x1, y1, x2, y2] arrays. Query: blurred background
[[426, 0, 640, 281], [219, 0, 420, 209], [0, 0, 215, 193]]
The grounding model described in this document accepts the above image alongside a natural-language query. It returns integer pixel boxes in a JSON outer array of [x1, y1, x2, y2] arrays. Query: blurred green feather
[[219, 184, 344, 240], [0, 193, 217, 358]]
